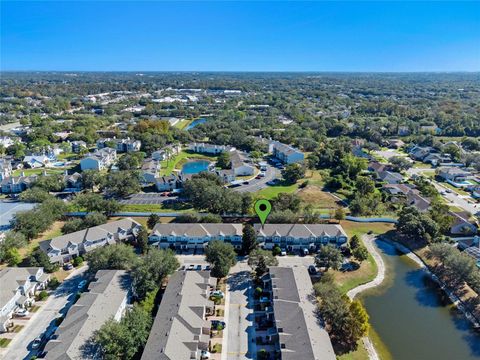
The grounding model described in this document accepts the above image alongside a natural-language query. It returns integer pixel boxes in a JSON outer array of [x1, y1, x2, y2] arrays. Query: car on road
[[31, 336, 44, 349], [301, 248, 309, 256], [308, 265, 317, 275], [280, 249, 287, 256], [259, 172, 266, 177], [195, 265, 202, 271], [15, 308, 29, 317], [446, 189, 452, 193], [243, 181, 249, 185], [63, 263, 74, 270], [187, 264, 195, 271], [255, 175, 262, 179], [77, 280, 87, 289], [161, 192, 169, 196], [204, 265, 211, 271]]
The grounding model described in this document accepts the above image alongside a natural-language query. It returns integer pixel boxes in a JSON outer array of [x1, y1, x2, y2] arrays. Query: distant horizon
[[2, 70, 480, 74], [2, 1, 479, 72]]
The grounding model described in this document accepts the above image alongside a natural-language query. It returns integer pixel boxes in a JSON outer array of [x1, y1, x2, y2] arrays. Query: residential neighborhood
[[0, 71, 479, 360]]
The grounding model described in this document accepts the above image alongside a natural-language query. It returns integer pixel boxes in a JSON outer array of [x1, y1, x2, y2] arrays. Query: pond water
[[181, 160, 211, 175], [361, 240, 480, 360], [185, 118, 207, 130]]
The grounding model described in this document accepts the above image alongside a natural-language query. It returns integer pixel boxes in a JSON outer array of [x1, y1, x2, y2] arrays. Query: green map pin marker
[[254, 199, 272, 226]]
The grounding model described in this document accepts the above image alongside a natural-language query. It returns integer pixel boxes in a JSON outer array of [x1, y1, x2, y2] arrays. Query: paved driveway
[[225, 261, 255, 360], [1, 266, 88, 360]]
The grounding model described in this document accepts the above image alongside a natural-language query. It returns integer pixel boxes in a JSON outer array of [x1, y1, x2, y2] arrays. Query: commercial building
[[141, 271, 217, 360]]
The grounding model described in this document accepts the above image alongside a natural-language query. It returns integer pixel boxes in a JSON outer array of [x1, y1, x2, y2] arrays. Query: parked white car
[[15, 308, 29, 317]]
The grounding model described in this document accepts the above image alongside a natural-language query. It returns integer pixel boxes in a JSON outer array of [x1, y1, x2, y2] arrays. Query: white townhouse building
[[149, 223, 243, 250], [254, 224, 348, 251], [0, 267, 50, 332], [272, 142, 304, 164], [152, 144, 181, 161], [80, 147, 117, 171], [0, 158, 13, 180], [230, 150, 255, 176], [39, 218, 141, 264], [189, 142, 232, 155]]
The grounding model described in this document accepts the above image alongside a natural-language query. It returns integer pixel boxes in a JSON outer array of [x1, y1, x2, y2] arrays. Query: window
[[281, 343, 286, 349]]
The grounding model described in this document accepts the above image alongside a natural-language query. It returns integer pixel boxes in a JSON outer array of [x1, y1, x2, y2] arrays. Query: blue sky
[[1, 1, 479, 71]]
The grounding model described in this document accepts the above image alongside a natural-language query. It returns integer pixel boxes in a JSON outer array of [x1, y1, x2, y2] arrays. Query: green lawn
[[159, 150, 218, 176], [174, 119, 193, 130], [255, 182, 299, 199], [13, 167, 70, 176]]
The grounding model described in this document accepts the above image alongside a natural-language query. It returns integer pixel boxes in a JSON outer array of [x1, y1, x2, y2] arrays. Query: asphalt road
[[225, 261, 255, 360], [235, 165, 280, 193], [2, 266, 88, 360], [432, 181, 479, 214]]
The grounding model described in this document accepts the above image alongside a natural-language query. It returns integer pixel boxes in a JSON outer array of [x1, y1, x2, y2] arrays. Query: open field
[[297, 185, 340, 210], [174, 119, 193, 130]]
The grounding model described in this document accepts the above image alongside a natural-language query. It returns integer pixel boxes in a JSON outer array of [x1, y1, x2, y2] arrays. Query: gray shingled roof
[[40, 218, 140, 252], [255, 224, 347, 238], [42, 270, 131, 360], [151, 223, 243, 238], [0, 267, 42, 310], [141, 271, 216, 360]]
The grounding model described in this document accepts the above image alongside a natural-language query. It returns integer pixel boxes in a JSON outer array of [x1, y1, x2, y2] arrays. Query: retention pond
[[361, 240, 480, 360]]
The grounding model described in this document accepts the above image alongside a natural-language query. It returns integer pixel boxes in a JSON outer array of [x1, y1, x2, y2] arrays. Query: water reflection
[[362, 240, 480, 360]]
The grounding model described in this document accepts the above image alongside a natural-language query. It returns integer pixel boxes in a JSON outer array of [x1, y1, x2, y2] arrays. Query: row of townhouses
[[39, 218, 141, 264], [149, 223, 348, 251], [141, 270, 217, 360], [0, 267, 50, 332], [40, 270, 131, 359], [258, 267, 335, 360]]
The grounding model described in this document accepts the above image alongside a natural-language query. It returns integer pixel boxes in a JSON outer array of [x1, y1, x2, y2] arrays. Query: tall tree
[[242, 223, 257, 255], [205, 240, 237, 278], [315, 245, 343, 271]]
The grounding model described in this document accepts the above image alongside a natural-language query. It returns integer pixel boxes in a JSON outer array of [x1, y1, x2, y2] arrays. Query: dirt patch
[[298, 185, 341, 209]]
